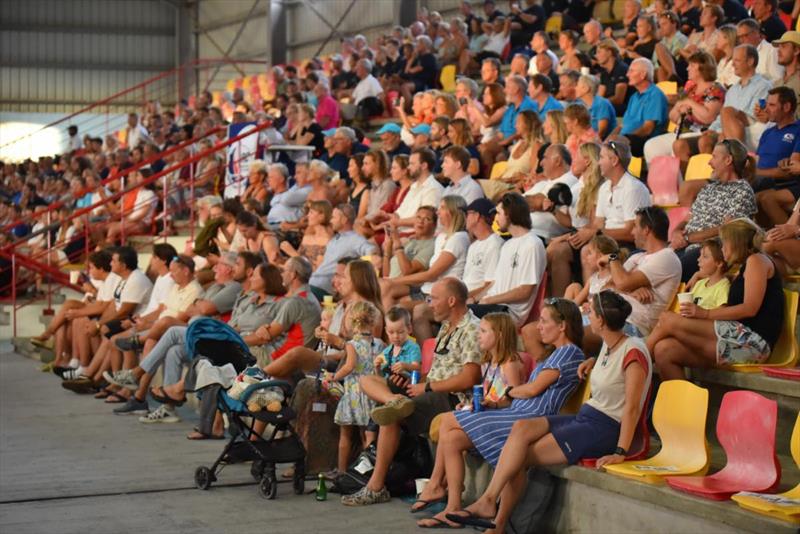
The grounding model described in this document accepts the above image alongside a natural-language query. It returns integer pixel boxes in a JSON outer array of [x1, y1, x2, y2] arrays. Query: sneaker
[[61, 368, 86, 381], [114, 335, 141, 352], [113, 396, 149, 415], [61, 377, 96, 394], [139, 405, 180, 424], [341, 485, 391, 506], [103, 369, 139, 390], [370, 397, 415, 426]]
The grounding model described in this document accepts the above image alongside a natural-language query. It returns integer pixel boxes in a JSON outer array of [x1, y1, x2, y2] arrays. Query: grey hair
[[416, 35, 433, 49], [308, 159, 331, 177], [456, 77, 479, 98], [316, 80, 330, 92], [359, 58, 373, 73], [736, 18, 760, 33], [287, 256, 312, 283], [631, 57, 654, 83], [578, 74, 600, 95], [268, 162, 289, 179], [506, 74, 528, 94], [735, 43, 760, 68], [549, 143, 573, 168]]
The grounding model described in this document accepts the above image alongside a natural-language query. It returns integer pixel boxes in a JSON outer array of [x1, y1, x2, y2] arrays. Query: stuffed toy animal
[[228, 366, 284, 412]]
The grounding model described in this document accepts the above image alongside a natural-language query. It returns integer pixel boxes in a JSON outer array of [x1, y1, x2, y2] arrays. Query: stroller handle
[[239, 379, 293, 403]]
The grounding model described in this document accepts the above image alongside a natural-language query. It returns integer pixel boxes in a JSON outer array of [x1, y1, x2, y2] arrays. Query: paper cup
[[415, 478, 430, 496], [323, 295, 334, 306], [69, 271, 80, 285], [581, 66, 590, 76], [677, 292, 694, 304]]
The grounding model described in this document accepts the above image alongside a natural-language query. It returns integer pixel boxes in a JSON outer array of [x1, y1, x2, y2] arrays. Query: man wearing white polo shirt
[[524, 144, 578, 241], [390, 148, 444, 229], [441, 146, 485, 205]]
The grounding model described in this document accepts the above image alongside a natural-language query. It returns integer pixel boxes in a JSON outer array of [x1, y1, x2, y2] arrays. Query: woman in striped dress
[[415, 299, 585, 529]]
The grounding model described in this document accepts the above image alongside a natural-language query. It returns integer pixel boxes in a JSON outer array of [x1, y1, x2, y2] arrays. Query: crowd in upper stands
[[3, 0, 800, 531]]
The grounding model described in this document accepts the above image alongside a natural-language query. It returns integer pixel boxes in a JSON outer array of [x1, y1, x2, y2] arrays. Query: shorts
[[103, 319, 127, 339], [713, 320, 771, 365], [546, 404, 621, 465], [409, 285, 426, 301], [403, 391, 459, 436]]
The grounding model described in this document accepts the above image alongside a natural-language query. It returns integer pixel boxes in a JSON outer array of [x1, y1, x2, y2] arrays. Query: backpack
[[333, 431, 433, 496], [505, 468, 557, 534]]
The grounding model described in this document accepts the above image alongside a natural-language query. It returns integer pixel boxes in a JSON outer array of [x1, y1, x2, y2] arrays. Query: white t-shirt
[[352, 74, 384, 104], [95, 272, 122, 302], [595, 173, 652, 231], [442, 175, 485, 205], [130, 188, 157, 225], [114, 269, 154, 314], [526, 171, 578, 240], [421, 231, 471, 294], [486, 231, 546, 324], [485, 32, 510, 56], [160, 280, 203, 319], [462, 233, 504, 292], [141, 273, 176, 316], [396, 175, 445, 222], [621, 247, 682, 335], [568, 178, 591, 229]]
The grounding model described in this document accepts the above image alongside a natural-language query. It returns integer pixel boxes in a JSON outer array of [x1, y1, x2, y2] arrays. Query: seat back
[[669, 283, 686, 313], [440, 64, 456, 93], [490, 160, 509, 180], [421, 338, 436, 375], [648, 156, 681, 206], [651, 380, 709, 466], [545, 14, 562, 34], [559, 373, 591, 415], [792, 412, 800, 468], [522, 271, 548, 325], [518, 351, 535, 381], [628, 156, 643, 178], [764, 289, 799, 367], [685, 154, 713, 181], [667, 207, 690, 240], [715, 390, 779, 486], [656, 81, 678, 96]]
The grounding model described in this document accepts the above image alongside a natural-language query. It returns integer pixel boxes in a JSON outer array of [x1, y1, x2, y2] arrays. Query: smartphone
[[758, 98, 766, 109], [458, 97, 468, 105]]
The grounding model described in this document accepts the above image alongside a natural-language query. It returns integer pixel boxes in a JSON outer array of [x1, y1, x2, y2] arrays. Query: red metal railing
[[2, 120, 272, 335]]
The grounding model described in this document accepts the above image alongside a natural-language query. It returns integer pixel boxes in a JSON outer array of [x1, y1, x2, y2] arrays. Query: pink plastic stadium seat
[[665, 390, 780, 500], [421, 338, 435, 375]]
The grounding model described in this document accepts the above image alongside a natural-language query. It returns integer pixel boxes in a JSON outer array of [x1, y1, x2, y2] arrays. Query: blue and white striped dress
[[455, 344, 584, 467]]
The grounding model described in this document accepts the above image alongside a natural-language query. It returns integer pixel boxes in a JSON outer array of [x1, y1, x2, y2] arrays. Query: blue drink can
[[472, 385, 484, 412], [410, 370, 420, 385]]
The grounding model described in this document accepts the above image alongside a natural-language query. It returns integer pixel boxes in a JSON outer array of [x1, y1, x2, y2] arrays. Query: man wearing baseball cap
[[376, 123, 410, 159], [410, 123, 432, 150], [773, 31, 800, 111]]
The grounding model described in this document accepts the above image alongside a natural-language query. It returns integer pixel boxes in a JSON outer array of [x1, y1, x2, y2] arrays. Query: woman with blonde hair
[[279, 199, 334, 269], [714, 25, 738, 87], [415, 303, 585, 529], [544, 109, 568, 145], [434, 92, 459, 119], [649, 218, 785, 380], [385, 195, 470, 306], [496, 110, 543, 191]]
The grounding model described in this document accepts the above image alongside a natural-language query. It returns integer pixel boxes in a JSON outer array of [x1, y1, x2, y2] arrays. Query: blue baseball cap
[[376, 123, 402, 135], [322, 128, 337, 137], [410, 124, 431, 136]]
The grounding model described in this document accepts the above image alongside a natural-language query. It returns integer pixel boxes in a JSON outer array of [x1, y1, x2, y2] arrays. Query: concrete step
[[688, 368, 800, 457], [10, 338, 55, 364], [544, 464, 798, 534]]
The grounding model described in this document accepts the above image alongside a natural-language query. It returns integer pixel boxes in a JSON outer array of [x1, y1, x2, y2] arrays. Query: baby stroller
[[186, 318, 307, 499]]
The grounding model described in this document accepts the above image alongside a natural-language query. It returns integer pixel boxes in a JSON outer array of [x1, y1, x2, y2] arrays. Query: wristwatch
[[425, 382, 433, 393], [503, 386, 514, 399], [608, 253, 619, 262], [614, 446, 628, 456]]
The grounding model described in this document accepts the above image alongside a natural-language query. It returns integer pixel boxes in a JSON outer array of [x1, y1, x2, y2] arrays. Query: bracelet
[[503, 386, 514, 399], [425, 382, 433, 393], [614, 446, 628, 456]]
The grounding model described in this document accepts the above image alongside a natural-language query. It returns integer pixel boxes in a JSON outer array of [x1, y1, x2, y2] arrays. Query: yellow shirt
[[691, 277, 730, 309], [160, 281, 203, 319]]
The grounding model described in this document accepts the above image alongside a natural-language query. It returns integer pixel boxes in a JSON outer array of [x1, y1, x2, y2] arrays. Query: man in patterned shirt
[[342, 278, 482, 506]]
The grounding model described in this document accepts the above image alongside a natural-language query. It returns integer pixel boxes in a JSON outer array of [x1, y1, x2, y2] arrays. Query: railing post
[[45, 211, 53, 314], [189, 153, 196, 243], [120, 175, 126, 245], [162, 169, 169, 242], [11, 252, 16, 338]]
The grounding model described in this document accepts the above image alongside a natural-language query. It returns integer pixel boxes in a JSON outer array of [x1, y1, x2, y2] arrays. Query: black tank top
[[726, 255, 784, 348]]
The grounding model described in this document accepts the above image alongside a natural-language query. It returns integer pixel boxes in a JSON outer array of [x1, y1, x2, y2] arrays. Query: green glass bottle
[[315, 473, 327, 501]]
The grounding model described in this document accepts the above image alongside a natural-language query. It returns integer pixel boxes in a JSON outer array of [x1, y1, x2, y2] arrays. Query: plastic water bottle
[[410, 370, 420, 385], [472, 385, 484, 412], [316, 473, 327, 501]]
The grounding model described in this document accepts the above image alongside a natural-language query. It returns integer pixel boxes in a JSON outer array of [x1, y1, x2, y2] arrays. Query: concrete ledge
[[546, 465, 799, 534], [689, 368, 800, 400]]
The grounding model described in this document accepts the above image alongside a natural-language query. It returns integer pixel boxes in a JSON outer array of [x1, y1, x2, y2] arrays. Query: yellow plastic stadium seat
[[604, 380, 710, 484], [656, 81, 678, 96], [667, 121, 677, 133], [731, 290, 799, 372], [628, 157, 642, 178], [490, 161, 509, 180], [685, 153, 713, 181], [560, 375, 591, 415], [545, 15, 562, 35], [732, 413, 800, 524], [669, 283, 686, 313], [440, 64, 456, 93]]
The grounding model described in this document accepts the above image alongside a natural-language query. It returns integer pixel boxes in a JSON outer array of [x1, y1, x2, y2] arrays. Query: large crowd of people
[[3, 0, 800, 531]]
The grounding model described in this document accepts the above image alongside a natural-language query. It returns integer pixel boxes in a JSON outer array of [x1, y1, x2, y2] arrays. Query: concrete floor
[[0, 351, 421, 534]]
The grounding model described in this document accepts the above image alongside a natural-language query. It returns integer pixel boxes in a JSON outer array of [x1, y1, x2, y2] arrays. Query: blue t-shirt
[[758, 121, 800, 168], [499, 96, 536, 139], [531, 95, 564, 120], [620, 84, 668, 137], [589, 96, 617, 135], [379, 339, 421, 377]]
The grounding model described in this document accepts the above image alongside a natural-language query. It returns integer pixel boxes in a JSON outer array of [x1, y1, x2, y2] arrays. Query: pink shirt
[[315, 95, 341, 130]]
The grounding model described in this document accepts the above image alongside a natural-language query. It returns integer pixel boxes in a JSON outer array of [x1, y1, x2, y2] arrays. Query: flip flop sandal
[[150, 388, 187, 407], [417, 517, 464, 530], [94, 389, 112, 399], [104, 392, 127, 403], [411, 497, 447, 514], [186, 431, 225, 440], [445, 512, 497, 530]]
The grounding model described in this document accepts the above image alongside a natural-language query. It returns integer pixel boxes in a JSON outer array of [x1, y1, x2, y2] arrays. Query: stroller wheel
[[259, 473, 278, 500], [251, 460, 265, 482], [194, 466, 215, 490]]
